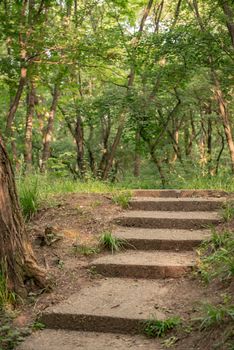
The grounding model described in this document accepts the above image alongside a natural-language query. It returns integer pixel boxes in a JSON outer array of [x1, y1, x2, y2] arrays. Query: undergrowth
[[195, 229, 234, 349], [0, 264, 16, 311], [196, 299, 234, 330], [221, 201, 234, 222], [18, 177, 40, 221], [197, 229, 234, 283], [112, 191, 132, 209]]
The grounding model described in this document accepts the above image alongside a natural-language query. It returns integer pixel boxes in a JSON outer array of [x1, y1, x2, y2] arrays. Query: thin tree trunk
[[219, 0, 234, 47], [102, 113, 125, 180], [133, 129, 141, 177], [150, 148, 166, 188], [212, 71, 234, 172], [0, 136, 46, 297], [189, 0, 234, 172], [24, 82, 35, 172], [215, 131, 225, 175], [87, 124, 96, 175], [75, 114, 85, 177], [101, 0, 154, 179], [40, 85, 59, 172]]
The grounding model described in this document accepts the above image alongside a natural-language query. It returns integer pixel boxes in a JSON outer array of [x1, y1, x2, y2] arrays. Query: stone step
[[129, 197, 225, 211], [133, 189, 228, 198], [40, 278, 201, 335], [90, 251, 195, 279], [115, 211, 220, 229], [40, 279, 168, 334], [114, 228, 211, 251], [17, 330, 161, 350]]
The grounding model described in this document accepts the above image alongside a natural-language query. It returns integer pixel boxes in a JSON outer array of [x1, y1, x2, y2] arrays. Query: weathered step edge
[[129, 200, 223, 212], [114, 217, 220, 230], [90, 263, 194, 279], [133, 189, 229, 198], [40, 313, 152, 335], [117, 237, 203, 251]]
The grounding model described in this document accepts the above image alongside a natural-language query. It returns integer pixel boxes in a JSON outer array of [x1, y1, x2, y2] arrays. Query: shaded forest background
[[0, 0, 234, 189]]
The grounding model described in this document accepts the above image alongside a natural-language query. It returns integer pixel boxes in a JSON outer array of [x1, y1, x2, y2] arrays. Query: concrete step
[[40, 277, 201, 335], [115, 211, 220, 229], [114, 227, 211, 251], [40, 279, 168, 334], [129, 197, 225, 211], [90, 251, 195, 279], [17, 330, 161, 350], [133, 189, 228, 198]]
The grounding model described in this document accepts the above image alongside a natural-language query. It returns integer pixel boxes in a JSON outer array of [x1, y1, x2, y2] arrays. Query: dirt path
[[17, 190, 227, 349]]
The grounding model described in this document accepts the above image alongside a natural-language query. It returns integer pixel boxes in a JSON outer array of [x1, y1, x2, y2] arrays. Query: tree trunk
[[219, 0, 234, 47], [102, 113, 125, 180], [100, 0, 154, 179], [133, 129, 141, 177], [150, 148, 166, 188], [24, 82, 35, 172], [212, 72, 234, 172], [75, 114, 85, 177], [40, 85, 59, 172], [0, 137, 46, 297]]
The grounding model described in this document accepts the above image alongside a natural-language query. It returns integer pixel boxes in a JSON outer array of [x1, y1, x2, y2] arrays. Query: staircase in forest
[[18, 190, 226, 350]]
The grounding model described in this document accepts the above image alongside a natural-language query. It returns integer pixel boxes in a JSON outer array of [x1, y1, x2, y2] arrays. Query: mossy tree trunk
[[0, 136, 46, 297]]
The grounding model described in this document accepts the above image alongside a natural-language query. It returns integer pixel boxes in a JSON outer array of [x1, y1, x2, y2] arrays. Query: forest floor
[[0, 192, 234, 350]]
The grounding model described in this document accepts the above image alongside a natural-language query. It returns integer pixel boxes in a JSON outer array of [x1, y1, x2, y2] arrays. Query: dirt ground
[[1, 193, 233, 350]]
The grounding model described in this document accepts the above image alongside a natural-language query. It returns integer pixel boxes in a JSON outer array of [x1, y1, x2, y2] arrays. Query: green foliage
[[32, 321, 46, 331], [143, 316, 181, 338], [0, 323, 28, 350], [196, 300, 234, 330], [112, 191, 132, 209], [197, 230, 234, 283], [0, 265, 16, 311], [18, 177, 40, 221], [221, 201, 234, 222], [99, 231, 126, 254]]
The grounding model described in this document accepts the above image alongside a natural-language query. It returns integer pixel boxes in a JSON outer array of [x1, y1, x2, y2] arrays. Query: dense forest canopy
[[0, 0, 234, 187]]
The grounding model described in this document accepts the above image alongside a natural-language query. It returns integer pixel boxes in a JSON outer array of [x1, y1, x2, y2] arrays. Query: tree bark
[[40, 85, 59, 172], [74, 114, 85, 177], [0, 136, 46, 297], [24, 82, 35, 172]]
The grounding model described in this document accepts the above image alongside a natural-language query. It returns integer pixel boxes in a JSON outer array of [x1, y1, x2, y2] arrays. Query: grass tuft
[[73, 245, 99, 256], [18, 177, 40, 221], [143, 316, 181, 338], [195, 301, 234, 330], [112, 191, 132, 209], [99, 231, 126, 254]]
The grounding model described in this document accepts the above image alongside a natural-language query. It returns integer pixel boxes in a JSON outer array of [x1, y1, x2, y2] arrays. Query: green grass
[[99, 231, 126, 254], [196, 301, 234, 330], [221, 201, 234, 222], [143, 316, 181, 338], [112, 191, 132, 209], [18, 177, 40, 221], [73, 245, 100, 256], [197, 230, 234, 283], [15, 168, 233, 210], [0, 265, 16, 311]]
